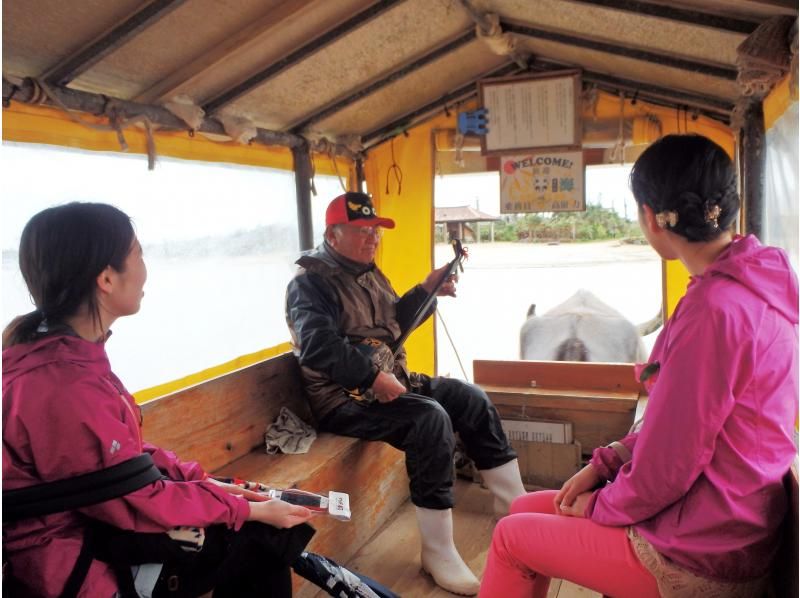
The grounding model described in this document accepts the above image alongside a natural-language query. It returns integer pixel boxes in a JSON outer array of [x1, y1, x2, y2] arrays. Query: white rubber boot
[[479, 458, 527, 517], [415, 506, 480, 596]]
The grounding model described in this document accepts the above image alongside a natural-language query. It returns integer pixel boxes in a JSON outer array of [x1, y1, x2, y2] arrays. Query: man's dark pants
[[318, 377, 516, 509]]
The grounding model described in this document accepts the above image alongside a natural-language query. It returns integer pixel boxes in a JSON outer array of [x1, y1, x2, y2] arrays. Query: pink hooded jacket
[[2, 334, 250, 597], [587, 235, 799, 581]]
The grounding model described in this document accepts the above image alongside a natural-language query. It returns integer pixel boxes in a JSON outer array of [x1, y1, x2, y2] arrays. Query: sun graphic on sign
[[501, 157, 547, 206]]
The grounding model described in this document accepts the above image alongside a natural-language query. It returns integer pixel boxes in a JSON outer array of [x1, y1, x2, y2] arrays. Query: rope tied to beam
[[308, 136, 354, 193], [217, 114, 258, 145], [475, 13, 518, 58], [385, 136, 403, 195], [162, 95, 206, 131], [458, 1, 530, 69], [32, 78, 159, 169]]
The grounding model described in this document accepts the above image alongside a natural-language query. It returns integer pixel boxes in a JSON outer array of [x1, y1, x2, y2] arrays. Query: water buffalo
[[520, 290, 655, 363]]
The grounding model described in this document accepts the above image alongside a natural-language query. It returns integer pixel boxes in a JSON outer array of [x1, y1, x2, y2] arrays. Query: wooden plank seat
[[140, 352, 409, 596]]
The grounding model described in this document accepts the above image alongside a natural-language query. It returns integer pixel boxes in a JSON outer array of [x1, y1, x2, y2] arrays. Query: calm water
[[3, 241, 663, 392], [3, 253, 298, 392]]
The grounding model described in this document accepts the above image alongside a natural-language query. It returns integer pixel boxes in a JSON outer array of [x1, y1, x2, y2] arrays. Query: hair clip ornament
[[705, 203, 721, 228], [655, 210, 679, 229]]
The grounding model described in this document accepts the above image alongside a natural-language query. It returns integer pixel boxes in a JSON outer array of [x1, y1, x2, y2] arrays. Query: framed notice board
[[478, 70, 582, 156]]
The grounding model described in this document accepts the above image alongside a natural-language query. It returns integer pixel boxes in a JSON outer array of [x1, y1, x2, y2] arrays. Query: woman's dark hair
[[629, 134, 739, 241], [2, 202, 134, 348]]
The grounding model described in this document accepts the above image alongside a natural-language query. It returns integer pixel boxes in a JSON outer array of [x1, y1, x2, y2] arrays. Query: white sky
[[0, 142, 302, 250]]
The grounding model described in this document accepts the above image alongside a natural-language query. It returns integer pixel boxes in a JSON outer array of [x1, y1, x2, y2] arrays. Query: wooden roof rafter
[[521, 57, 734, 115], [580, 71, 734, 117], [289, 28, 479, 133], [134, 0, 317, 104], [202, 0, 407, 115], [43, 0, 188, 87], [563, 0, 760, 34], [503, 20, 739, 81]]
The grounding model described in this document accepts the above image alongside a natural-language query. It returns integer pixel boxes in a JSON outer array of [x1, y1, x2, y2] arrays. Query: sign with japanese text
[[479, 70, 581, 156], [500, 151, 584, 213]]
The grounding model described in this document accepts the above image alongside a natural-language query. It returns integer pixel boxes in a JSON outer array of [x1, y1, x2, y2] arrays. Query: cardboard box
[[510, 439, 582, 489], [501, 418, 573, 444]]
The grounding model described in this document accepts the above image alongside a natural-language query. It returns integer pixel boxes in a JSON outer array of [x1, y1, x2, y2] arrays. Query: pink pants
[[479, 491, 661, 598]]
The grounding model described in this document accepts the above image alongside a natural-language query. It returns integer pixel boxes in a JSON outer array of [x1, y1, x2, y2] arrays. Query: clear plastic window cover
[[763, 101, 799, 273], [432, 167, 663, 379], [1, 142, 342, 392]]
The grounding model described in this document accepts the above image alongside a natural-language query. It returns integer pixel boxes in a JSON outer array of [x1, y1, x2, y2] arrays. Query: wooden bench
[[140, 352, 409, 596]]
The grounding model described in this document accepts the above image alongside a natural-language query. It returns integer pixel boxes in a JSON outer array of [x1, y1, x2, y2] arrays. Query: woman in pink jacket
[[2, 202, 320, 597], [479, 134, 798, 598]]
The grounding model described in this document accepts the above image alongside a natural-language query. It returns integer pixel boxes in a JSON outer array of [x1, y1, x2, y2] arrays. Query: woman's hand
[[247, 498, 314, 528], [206, 478, 269, 502], [558, 491, 593, 518], [554, 464, 601, 513]]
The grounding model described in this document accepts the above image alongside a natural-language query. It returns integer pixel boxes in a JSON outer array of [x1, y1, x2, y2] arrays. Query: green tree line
[[457, 204, 645, 243]]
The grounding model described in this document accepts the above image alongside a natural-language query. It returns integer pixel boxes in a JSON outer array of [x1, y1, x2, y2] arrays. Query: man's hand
[[421, 263, 457, 297], [554, 464, 601, 513], [371, 371, 406, 403], [247, 498, 314, 528]]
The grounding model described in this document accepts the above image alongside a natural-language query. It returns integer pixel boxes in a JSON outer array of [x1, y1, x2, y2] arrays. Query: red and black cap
[[325, 192, 395, 229]]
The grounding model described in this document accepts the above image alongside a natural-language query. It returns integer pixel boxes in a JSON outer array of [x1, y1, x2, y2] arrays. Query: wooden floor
[[312, 479, 601, 598]]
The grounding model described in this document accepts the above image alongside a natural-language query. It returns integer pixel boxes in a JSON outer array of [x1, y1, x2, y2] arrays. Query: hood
[[705, 235, 799, 325], [2, 334, 111, 387]]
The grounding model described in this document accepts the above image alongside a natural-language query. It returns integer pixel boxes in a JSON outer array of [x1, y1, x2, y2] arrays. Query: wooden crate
[[474, 360, 647, 457]]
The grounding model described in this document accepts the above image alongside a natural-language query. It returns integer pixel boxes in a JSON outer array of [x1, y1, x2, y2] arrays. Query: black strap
[[58, 527, 96, 598], [3, 454, 162, 523]]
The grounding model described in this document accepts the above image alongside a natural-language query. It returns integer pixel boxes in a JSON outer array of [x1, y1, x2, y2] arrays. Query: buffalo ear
[[527, 304, 537, 317]]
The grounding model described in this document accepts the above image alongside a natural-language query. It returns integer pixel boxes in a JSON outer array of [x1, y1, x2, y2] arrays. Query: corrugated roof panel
[[71, 0, 290, 99], [490, 0, 744, 66], [224, 0, 473, 129], [310, 41, 508, 137], [2, 0, 143, 79], [665, 0, 796, 19], [515, 36, 739, 101]]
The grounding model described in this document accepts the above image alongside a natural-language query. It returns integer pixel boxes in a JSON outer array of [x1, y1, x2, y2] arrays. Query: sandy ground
[[432, 240, 663, 379]]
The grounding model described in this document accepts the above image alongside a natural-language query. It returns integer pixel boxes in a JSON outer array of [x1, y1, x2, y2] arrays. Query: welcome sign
[[499, 150, 585, 214]]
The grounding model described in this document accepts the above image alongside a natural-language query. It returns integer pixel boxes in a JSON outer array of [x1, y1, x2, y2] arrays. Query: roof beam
[[563, 0, 758, 34], [203, 0, 405, 115], [744, 0, 798, 9], [581, 72, 733, 115], [503, 21, 739, 80], [43, 0, 188, 87], [2, 77, 357, 159], [134, 0, 316, 103], [362, 62, 520, 148], [289, 29, 477, 133], [523, 58, 733, 117]]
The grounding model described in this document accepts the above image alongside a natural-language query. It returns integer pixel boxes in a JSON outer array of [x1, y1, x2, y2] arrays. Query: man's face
[[327, 224, 382, 264]]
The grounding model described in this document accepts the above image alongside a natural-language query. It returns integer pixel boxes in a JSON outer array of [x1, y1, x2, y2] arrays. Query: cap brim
[[349, 217, 396, 229]]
